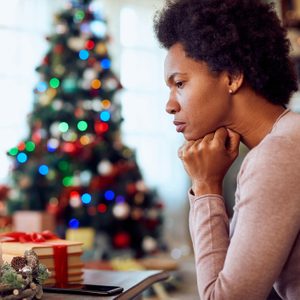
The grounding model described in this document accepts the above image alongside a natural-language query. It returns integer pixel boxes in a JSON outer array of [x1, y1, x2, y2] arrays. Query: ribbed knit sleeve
[[188, 136, 300, 299]]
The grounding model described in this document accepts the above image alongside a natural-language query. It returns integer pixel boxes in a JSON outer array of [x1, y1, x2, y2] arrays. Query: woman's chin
[[183, 132, 204, 141]]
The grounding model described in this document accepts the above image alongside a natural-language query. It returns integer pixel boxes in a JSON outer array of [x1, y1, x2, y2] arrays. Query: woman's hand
[[178, 127, 240, 196]]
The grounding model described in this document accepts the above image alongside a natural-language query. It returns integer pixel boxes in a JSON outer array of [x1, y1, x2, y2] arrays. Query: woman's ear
[[227, 72, 244, 94]]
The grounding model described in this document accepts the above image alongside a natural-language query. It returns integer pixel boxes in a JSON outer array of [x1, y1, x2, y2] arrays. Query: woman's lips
[[173, 121, 186, 132]]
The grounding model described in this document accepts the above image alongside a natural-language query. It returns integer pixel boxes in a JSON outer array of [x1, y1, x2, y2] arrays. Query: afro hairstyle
[[154, 0, 298, 105]]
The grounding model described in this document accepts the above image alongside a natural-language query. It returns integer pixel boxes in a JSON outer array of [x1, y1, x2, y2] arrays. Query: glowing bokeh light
[[104, 190, 115, 201], [39, 165, 49, 175], [63, 176, 73, 187], [59, 122, 69, 133], [101, 99, 111, 109], [49, 78, 60, 89], [97, 203, 107, 213], [116, 195, 125, 203], [17, 152, 28, 163], [91, 79, 101, 89], [100, 111, 110, 122], [85, 40, 95, 50], [74, 10, 85, 22], [101, 58, 111, 69], [18, 142, 26, 151], [69, 218, 80, 229], [81, 193, 92, 204], [25, 141, 36, 152], [37, 81, 47, 92], [47, 139, 59, 152], [8, 147, 18, 156], [77, 120, 88, 131], [79, 49, 89, 60]]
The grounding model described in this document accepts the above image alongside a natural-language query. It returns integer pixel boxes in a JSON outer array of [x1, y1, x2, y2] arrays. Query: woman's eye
[[175, 81, 184, 88]]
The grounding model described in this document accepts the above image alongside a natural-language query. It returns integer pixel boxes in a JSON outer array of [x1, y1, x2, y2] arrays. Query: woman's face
[[164, 43, 232, 141]]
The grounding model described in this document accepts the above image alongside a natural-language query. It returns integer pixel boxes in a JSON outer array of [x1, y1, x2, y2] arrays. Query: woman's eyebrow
[[166, 72, 188, 84]]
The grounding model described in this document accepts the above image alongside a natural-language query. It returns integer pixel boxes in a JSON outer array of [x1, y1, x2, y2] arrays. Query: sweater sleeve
[[189, 136, 300, 300]]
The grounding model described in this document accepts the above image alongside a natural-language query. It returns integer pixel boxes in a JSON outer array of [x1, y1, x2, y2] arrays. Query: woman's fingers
[[213, 127, 228, 145], [226, 128, 240, 154]]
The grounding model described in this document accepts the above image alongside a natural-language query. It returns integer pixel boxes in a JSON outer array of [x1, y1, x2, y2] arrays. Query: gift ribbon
[[0, 230, 58, 243], [0, 231, 68, 286]]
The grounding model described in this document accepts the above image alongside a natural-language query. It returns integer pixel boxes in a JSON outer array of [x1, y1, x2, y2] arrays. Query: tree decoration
[[0, 250, 50, 299], [5, 0, 165, 258]]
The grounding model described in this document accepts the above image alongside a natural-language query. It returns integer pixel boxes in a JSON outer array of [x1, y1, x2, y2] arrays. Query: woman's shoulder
[[239, 129, 300, 180]]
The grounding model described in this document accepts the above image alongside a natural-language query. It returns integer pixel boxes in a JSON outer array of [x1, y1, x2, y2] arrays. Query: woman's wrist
[[192, 180, 223, 196]]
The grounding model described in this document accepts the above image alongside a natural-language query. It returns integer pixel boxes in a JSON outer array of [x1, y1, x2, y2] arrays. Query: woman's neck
[[227, 89, 287, 149]]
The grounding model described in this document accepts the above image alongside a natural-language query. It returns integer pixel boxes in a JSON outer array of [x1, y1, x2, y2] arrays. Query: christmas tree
[[6, 0, 164, 258]]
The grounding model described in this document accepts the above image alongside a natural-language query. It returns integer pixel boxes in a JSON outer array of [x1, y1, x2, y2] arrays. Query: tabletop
[[43, 269, 170, 300]]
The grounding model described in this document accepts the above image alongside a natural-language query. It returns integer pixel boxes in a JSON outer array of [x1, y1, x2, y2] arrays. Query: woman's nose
[[165, 96, 180, 115]]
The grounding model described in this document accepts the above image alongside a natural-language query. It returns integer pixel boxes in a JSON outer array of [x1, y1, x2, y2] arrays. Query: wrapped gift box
[[12, 211, 55, 233], [0, 231, 83, 287]]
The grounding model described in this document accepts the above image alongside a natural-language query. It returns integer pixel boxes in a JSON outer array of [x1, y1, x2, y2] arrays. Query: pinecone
[[24, 250, 39, 274], [11, 256, 27, 271]]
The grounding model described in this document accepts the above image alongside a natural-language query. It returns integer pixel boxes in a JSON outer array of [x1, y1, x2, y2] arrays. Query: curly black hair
[[154, 0, 298, 105]]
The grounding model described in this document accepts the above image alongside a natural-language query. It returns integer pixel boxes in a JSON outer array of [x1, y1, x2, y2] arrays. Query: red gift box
[[0, 231, 83, 287]]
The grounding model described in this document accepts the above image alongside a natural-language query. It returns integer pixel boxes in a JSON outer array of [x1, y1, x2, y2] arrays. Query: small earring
[[229, 89, 233, 94]]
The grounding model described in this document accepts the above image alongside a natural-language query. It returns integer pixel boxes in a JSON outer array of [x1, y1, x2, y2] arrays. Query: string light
[[116, 195, 125, 203], [74, 10, 85, 22], [59, 122, 69, 133], [62, 176, 73, 187], [36, 82, 47, 92], [79, 49, 89, 60], [90, 20, 106, 38], [77, 120, 88, 131], [47, 138, 59, 152], [94, 122, 109, 134], [49, 78, 60, 89], [91, 79, 101, 89], [25, 141, 35, 152], [17, 153, 28, 164], [8, 147, 18, 156], [62, 142, 76, 153], [69, 218, 80, 229], [81, 193, 92, 204], [38, 165, 49, 176], [80, 135, 92, 145], [70, 191, 81, 208], [18, 142, 26, 151], [101, 99, 111, 109], [97, 203, 107, 213], [101, 58, 111, 69], [100, 111, 110, 122], [104, 190, 115, 201]]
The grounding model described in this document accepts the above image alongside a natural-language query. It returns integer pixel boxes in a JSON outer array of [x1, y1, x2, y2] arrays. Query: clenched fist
[[178, 127, 240, 196]]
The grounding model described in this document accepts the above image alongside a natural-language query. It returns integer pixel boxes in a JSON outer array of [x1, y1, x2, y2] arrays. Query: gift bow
[[0, 230, 58, 243], [0, 230, 68, 287]]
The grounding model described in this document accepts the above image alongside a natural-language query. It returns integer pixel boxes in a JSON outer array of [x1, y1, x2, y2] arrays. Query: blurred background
[[0, 0, 300, 299]]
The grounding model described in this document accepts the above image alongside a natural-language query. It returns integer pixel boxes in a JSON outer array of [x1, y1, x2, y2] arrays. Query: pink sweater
[[189, 109, 300, 300]]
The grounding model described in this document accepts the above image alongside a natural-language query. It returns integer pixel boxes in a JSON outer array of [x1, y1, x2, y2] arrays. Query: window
[[0, 0, 63, 182]]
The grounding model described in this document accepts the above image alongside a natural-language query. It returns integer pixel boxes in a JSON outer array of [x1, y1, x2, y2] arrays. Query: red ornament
[[113, 232, 131, 248], [61, 142, 77, 154], [17, 142, 26, 151], [85, 40, 95, 50], [94, 122, 109, 134], [97, 203, 107, 213]]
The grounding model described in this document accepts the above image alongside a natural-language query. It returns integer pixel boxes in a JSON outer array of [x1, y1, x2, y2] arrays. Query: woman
[[154, 0, 300, 299]]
